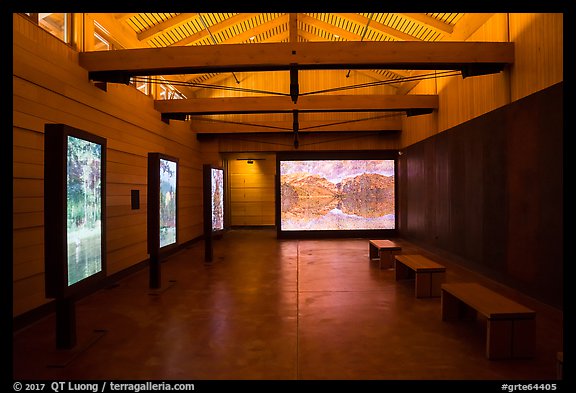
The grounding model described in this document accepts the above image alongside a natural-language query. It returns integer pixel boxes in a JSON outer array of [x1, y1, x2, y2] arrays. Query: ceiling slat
[[334, 13, 420, 41], [400, 13, 454, 35], [138, 13, 198, 42], [171, 13, 260, 46]]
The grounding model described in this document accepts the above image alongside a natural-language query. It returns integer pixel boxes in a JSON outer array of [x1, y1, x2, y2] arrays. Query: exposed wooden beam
[[190, 117, 402, 134], [115, 13, 139, 21], [396, 71, 430, 95], [395, 13, 496, 94], [137, 13, 198, 42], [449, 13, 495, 40], [289, 13, 298, 42], [170, 13, 260, 46], [399, 13, 454, 35], [185, 27, 290, 87], [219, 13, 289, 44], [300, 13, 363, 41], [298, 30, 396, 82], [334, 13, 420, 41], [155, 94, 438, 115], [80, 41, 514, 80]]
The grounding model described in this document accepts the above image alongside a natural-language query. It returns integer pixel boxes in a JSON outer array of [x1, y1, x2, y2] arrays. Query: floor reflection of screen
[[66, 136, 103, 286], [280, 159, 395, 230], [159, 158, 177, 247], [211, 168, 224, 231]]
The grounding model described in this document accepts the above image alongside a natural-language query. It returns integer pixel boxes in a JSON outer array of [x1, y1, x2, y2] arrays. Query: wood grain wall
[[224, 153, 276, 226], [398, 82, 563, 308], [401, 13, 563, 148], [13, 14, 203, 317]]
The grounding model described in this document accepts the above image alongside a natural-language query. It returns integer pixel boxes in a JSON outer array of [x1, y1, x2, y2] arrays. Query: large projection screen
[[277, 151, 397, 239], [44, 124, 107, 299]]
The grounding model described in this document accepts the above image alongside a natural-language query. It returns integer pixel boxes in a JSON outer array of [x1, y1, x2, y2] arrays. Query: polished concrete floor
[[13, 229, 563, 381]]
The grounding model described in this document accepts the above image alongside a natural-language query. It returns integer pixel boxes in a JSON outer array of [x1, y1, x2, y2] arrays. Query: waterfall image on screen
[[159, 158, 177, 247], [280, 159, 395, 230], [211, 168, 224, 231], [66, 136, 103, 286]]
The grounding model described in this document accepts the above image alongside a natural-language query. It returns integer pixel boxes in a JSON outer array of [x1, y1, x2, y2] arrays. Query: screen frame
[[203, 164, 226, 262], [276, 150, 398, 239], [44, 123, 107, 299], [203, 164, 226, 236], [148, 152, 179, 255]]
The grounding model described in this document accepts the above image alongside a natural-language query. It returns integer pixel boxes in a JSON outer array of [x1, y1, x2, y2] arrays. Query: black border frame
[[203, 164, 226, 262], [147, 153, 180, 255], [44, 123, 107, 300], [276, 150, 398, 239]]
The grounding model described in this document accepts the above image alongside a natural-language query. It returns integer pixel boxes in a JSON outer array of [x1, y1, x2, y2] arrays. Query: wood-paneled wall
[[13, 14, 203, 317], [224, 153, 276, 226], [398, 82, 563, 308], [401, 13, 562, 148]]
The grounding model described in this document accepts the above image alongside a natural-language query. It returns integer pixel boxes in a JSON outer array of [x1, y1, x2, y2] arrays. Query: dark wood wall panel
[[399, 82, 563, 308], [505, 82, 563, 306]]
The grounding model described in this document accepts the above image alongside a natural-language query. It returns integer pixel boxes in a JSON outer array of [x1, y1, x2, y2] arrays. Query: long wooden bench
[[441, 282, 536, 360], [368, 239, 401, 269], [395, 254, 446, 298]]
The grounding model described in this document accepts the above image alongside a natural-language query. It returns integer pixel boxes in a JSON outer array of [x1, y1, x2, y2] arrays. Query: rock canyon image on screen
[[280, 159, 395, 231]]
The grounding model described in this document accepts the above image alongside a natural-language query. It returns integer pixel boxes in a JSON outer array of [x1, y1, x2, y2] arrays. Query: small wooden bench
[[368, 240, 401, 269], [395, 254, 446, 298], [441, 282, 536, 360]]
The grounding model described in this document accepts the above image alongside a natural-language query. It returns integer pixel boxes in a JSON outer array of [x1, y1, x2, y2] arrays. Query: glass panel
[[94, 32, 110, 51], [66, 136, 103, 286], [39, 13, 67, 42], [159, 158, 177, 247], [211, 168, 224, 231]]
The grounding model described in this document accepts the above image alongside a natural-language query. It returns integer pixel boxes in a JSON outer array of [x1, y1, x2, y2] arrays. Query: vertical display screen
[[280, 159, 395, 231], [211, 167, 224, 231], [66, 135, 103, 286], [159, 158, 177, 248]]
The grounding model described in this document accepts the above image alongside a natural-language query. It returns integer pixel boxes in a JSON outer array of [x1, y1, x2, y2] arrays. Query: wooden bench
[[441, 282, 536, 360], [368, 240, 401, 269], [556, 351, 563, 379], [395, 254, 446, 298]]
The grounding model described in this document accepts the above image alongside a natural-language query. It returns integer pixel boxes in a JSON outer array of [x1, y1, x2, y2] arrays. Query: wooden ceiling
[[82, 13, 505, 134]]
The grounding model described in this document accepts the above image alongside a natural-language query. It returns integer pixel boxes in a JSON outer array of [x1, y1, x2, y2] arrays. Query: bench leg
[[415, 272, 445, 298], [369, 244, 378, 259], [395, 261, 413, 281], [379, 250, 396, 269], [442, 291, 477, 320], [486, 318, 535, 359], [430, 271, 446, 297], [415, 273, 431, 298], [512, 318, 535, 358], [441, 290, 461, 321]]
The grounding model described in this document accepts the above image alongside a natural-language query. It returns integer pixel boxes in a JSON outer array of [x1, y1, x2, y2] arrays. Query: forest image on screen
[[66, 136, 102, 286], [280, 159, 395, 230], [159, 159, 177, 247], [211, 168, 224, 231]]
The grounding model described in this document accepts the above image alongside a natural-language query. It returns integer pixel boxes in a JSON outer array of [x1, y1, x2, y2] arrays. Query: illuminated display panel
[[66, 136, 104, 285], [276, 151, 397, 239], [159, 158, 177, 248], [211, 167, 224, 231], [44, 124, 107, 299]]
